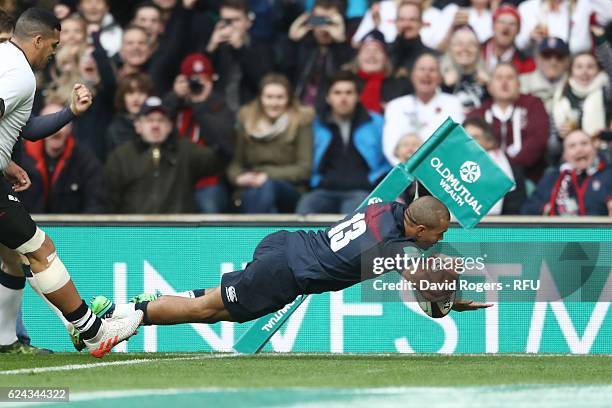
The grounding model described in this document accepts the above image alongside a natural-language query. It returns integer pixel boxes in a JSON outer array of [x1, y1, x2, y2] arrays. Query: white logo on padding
[[226, 286, 237, 303], [368, 197, 383, 205], [459, 161, 481, 183], [7, 195, 19, 202]]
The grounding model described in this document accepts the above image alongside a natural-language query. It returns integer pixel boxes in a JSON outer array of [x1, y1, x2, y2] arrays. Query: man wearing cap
[[520, 37, 569, 114], [163, 53, 235, 213], [482, 5, 535, 74], [104, 97, 224, 213]]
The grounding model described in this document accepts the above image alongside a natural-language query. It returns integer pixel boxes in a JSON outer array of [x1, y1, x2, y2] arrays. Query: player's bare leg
[[144, 287, 234, 325], [0, 245, 43, 353], [0, 244, 85, 351], [17, 230, 142, 357]]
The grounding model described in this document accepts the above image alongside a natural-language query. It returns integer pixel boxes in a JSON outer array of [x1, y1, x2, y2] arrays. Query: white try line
[[2, 352, 610, 376], [0, 353, 241, 375]]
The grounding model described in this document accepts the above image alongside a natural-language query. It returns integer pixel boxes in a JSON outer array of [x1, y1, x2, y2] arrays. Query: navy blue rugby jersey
[[285, 202, 420, 294]]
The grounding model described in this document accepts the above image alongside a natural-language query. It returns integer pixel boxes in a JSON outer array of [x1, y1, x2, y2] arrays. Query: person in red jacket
[[469, 62, 549, 182], [18, 102, 106, 214]]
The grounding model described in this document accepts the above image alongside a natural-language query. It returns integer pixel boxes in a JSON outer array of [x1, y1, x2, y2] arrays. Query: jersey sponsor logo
[[328, 212, 368, 252], [459, 161, 481, 183], [7, 194, 19, 202], [225, 286, 237, 303]]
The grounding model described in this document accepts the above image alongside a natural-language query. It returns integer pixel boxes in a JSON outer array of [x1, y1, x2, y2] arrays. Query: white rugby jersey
[[0, 41, 35, 171]]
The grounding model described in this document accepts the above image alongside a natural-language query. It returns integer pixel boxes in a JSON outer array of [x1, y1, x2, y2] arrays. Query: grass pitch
[[1, 353, 610, 407]]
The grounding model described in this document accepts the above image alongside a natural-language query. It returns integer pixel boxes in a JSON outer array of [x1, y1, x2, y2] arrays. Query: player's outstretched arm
[[451, 299, 493, 312], [21, 84, 93, 141]]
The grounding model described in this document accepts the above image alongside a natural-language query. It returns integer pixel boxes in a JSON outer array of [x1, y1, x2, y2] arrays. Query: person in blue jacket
[[297, 70, 391, 214], [522, 129, 612, 216]]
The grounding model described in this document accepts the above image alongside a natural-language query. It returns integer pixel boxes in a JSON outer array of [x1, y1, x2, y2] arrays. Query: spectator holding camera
[[163, 53, 235, 213], [353, 0, 446, 51], [205, 0, 274, 113], [522, 129, 612, 216], [106, 73, 155, 153], [285, 0, 354, 110], [228, 74, 314, 213], [105, 97, 224, 213]]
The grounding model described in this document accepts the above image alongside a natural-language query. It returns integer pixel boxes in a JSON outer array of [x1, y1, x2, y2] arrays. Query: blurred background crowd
[[1, 0, 611, 216]]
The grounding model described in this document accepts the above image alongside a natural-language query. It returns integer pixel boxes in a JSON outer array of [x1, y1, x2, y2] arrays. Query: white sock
[[176, 290, 196, 298], [0, 280, 22, 346], [175, 289, 205, 299], [25, 274, 72, 331], [113, 303, 135, 318]]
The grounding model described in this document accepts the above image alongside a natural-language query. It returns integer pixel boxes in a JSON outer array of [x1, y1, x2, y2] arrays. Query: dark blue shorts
[[220, 231, 301, 323]]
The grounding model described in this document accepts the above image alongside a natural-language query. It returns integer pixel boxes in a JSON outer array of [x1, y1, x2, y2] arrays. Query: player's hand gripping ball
[[407, 253, 457, 318]]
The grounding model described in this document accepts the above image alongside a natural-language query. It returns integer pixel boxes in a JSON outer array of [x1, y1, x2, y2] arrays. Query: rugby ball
[[415, 289, 455, 318]]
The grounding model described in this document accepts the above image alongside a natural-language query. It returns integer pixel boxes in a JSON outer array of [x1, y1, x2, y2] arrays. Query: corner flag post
[[232, 118, 515, 353]]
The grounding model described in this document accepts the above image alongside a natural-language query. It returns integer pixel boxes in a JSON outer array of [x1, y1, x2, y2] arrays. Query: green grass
[[1, 353, 611, 391]]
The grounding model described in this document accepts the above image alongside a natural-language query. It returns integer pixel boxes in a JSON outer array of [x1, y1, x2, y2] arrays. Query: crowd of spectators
[[1, 0, 611, 216]]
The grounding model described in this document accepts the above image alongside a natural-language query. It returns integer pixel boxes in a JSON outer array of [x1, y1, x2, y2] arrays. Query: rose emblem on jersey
[[459, 161, 481, 183]]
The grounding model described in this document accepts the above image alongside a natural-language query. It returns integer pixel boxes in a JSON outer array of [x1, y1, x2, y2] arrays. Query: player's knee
[[30, 254, 70, 294], [17, 228, 55, 260]]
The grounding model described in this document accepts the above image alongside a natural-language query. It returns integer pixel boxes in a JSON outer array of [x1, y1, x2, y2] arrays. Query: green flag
[[405, 117, 515, 228]]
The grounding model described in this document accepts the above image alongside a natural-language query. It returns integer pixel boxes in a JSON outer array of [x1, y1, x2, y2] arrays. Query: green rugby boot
[[129, 291, 160, 304], [0, 340, 53, 355], [70, 295, 117, 352]]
